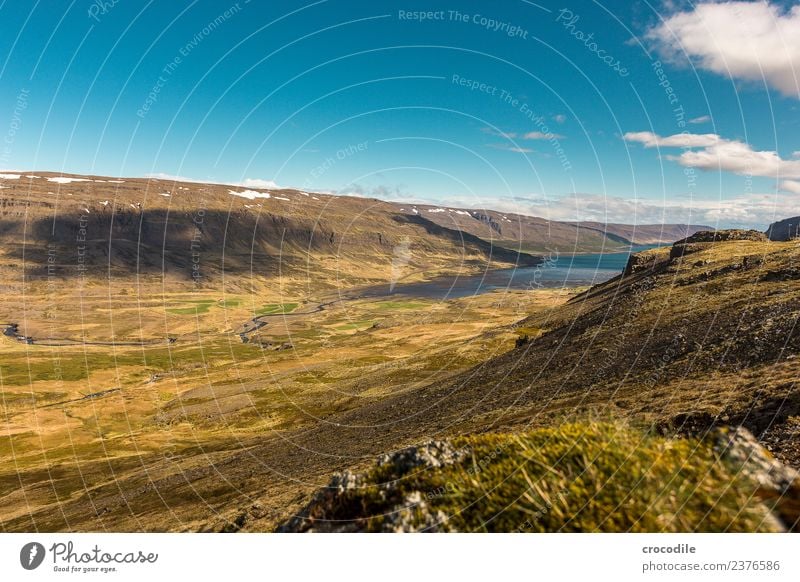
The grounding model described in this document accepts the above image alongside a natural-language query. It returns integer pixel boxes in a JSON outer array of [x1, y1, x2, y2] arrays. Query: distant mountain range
[[411, 203, 709, 253], [0, 171, 710, 289]]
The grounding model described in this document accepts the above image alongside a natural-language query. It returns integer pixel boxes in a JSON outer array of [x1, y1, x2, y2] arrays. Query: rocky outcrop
[[675, 229, 768, 244], [712, 426, 800, 529], [469, 212, 503, 235], [766, 216, 800, 241], [278, 441, 468, 533], [670, 229, 768, 259], [623, 250, 670, 275], [277, 425, 800, 533]]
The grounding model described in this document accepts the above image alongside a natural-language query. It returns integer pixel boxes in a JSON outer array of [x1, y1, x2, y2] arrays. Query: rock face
[[766, 216, 800, 241], [623, 250, 670, 275]]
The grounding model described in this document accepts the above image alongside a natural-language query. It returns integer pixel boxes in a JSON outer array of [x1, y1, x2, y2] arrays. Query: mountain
[[408, 203, 710, 254], [570, 220, 711, 245], [0, 172, 711, 295], [0, 172, 536, 294]]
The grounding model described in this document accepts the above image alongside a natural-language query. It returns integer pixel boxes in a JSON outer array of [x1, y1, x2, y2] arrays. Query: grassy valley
[[0, 173, 797, 533]]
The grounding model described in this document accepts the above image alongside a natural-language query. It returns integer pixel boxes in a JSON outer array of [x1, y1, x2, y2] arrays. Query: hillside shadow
[[0, 209, 539, 280], [0, 208, 332, 279], [394, 213, 540, 267]]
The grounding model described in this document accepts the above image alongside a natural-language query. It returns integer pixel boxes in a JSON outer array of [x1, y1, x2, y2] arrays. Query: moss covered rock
[[279, 423, 797, 532]]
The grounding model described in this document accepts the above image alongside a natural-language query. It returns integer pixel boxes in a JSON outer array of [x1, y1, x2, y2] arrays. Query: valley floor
[[0, 282, 573, 531]]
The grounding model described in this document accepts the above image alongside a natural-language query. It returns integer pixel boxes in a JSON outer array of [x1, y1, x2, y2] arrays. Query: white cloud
[[481, 127, 518, 139], [688, 115, 711, 124], [523, 131, 566, 140], [146, 172, 199, 182], [647, 1, 800, 98], [624, 131, 800, 179], [488, 144, 534, 153], [553, 114, 567, 124], [483, 127, 566, 141], [145, 173, 280, 189], [240, 178, 279, 189], [623, 131, 721, 148], [335, 174, 791, 229], [779, 179, 800, 194], [672, 140, 800, 178], [444, 192, 794, 229], [338, 183, 408, 200]]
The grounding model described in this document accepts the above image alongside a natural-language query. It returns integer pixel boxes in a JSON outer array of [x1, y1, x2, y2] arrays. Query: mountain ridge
[[0, 171, 710, 262]]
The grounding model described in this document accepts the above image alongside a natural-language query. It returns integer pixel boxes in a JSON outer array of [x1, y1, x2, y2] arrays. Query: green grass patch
[[0, 340, 264, 386], [334, 320, 375, 331], [165, 299, 216, 315], [255, 302, 299, 316]]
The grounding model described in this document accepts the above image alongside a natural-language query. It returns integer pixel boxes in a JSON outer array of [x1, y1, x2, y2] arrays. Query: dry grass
[[288, 422, 783, 532], [0, 285, 572, 531]]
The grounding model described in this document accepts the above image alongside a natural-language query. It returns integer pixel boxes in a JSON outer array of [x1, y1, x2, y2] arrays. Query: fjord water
[[368, 245, 660, 300]]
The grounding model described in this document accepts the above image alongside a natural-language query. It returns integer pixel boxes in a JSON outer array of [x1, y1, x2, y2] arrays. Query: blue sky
[[1, 0, 798, 227]]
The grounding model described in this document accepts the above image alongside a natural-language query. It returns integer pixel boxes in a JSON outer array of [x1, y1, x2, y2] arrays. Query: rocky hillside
[[266, 230, 800, 532], [767, 216, 800, 241], [269, 230, 800, 533]]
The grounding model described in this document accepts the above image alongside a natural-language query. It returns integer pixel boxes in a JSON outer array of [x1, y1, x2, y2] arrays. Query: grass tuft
[[296, 422, 783, 532]]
